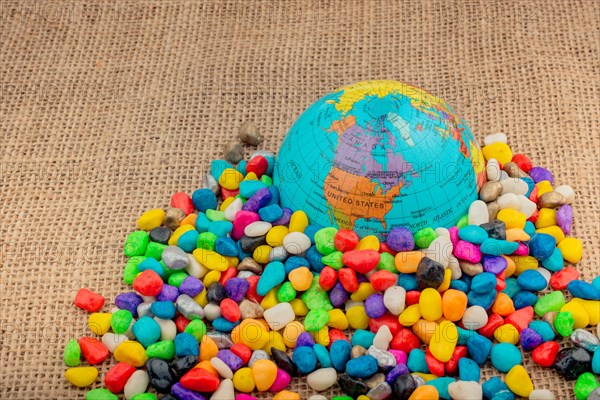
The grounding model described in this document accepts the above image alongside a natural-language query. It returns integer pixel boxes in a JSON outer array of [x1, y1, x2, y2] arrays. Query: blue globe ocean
[[273, 80, 487, 239]]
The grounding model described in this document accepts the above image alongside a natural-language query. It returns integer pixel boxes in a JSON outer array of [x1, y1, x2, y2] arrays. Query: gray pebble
[[538, 191, 566, 208], [351, 345, 367, 359], [201, 172, 220, 195], [411, 374, 426, 387], [367, 346, 397, 369], [479, 181, 503, 202], [365, 373, 386, 389], [162, 245, 189, 270], [239, 299, 264, 319], [487, 201, 500, 221], [164, 207, 186, 230], [236, 270, 257, 279], [459, 261, 484, 276], [238, 257, 263, 274], [503, 162, 530, 179], [588, 387, 600, 400], [570, 328, 600, 352], [239, 121, 263, 146], [137, 302, 154, 318], [207, 331, 234, 349], [366, 382, 392, 400], [224, 142, 244, 164], [249, 350, 270, 367], [176, 294, 205, 320]]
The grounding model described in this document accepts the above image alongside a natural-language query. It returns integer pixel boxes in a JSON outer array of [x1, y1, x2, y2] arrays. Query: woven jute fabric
[[1, 0, 599, 399]]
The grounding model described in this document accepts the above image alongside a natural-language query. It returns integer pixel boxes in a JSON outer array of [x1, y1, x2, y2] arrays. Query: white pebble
[[462, 306, 488, 330], [309, 396, 328, 400], [203, 303, 222, 321], [345, 300, 364, 310], [448, 255, 462, 280], [497, 193, 521, 210], [307, 368, 337, 391], [486, 159, 501, 181], [434, 227, 450, 239], [536, 267, 551, 288], [499, 170, 509, 180], [373, 325, 393, 350], [186, 253, 208, 279], [263, 302, 295, 330], [210, 378, 235, 400], [555, 185, 575, 204], [141, 295, 156, 303], [484, 133, 507, 145], [384, 286, 406, 315], [468, 200, 489, 226], [425, 236, 452, 268], [268, 245, 288, 262], [101, 333, 128, 353], [500, 178, 528, 195], [529, 389, 555, 400], [210, 357, 233, 379], [224, 198, 243, 221], [124, 370, 149, 399], [283, 232, 311, 254], [448, 380, 483, 400], [154, 318, 177, 341], [244, 221, 272, 237], [516, 194, 537, 218]]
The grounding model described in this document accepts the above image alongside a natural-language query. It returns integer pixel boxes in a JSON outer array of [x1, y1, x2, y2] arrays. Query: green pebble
[[261, 175, 272, 186], [123, 256, 146, 284], [206, 209, 225, 221], [185, 319, 207, 342], [277, 282, 297, 302], [377, 252, 397, 273], [160, 260, 177, 279], [414, 227, 437, 248], [314, 227, 338, 255], [111, 309, 133, 334], [85, 388, 119, 400], [457, 214, 469, 229], [131, 394, 158, 400], [321, 251, 343, 270], [63, 338, 81, 367], [332, 397, 353, 400], [146, 340, 175, 360], [144, 241, 167, 260], [574, 372, 600, 400], [302, 277, 333, 311], [124, 230, 150, 257], [197, 232, 217, 250], [304, 308, 330, 331], [534, 290, 566, 316], [554, 311, 575, 337], [168, 271, 189, 287]]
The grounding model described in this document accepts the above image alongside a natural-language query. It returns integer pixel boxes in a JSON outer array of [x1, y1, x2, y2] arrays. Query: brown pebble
[[542, 311, 559, 333], [537, 191, 566, 208], [237, 257, 263, 274], [224, 142, 244, 164], [365, 372, 386, 389], [239, 299, 264, 319], [503, 162, 531, 179], [487, 201, 500, 221], [165, 207, 186, 230], [351, 345, 367, 359], [238, 121, 263, 146], [459, 261, 484, 276], [479, 181, 503, 202]]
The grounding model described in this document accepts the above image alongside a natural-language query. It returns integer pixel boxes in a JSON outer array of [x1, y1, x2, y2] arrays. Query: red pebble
[[181, 368, 221, 392], [445, 345, 468, 374], [495, 277, 506, 291], [79, 336, 109, 365], [379, 243, 397, 256], [532, 341, 560, 367], [246, 156, 269, 178], [478, 313, 505, 337], [219, 267, 237, 286], [405, 291, 421, 306], [528, 186, 539, 203], [175, 314, 190, 332], [370, 270, 397, 292], [511, 154, 533, 172], [74, 288, 105, 312], [171, 192, 194, 215], [550, 266, 579, 290], [334, 229, 359, 252], [220, 298, 241, 322], [231, 343, 252, 365], [318, 267, 338, 291], [221, 187, 239, 199], [369, 314, 402, 336], [341, 249, 380, 274], [338, 268, 358, 292], [133, 270, 164, 296], [504, 306, 534, 332], [390, 329, 420, 353], [425, 348, 445, 376], [105, 362, 136, 393], [328, 329, 349, 347], [246, 275, 264, 303], [527, 209, 539, 223]]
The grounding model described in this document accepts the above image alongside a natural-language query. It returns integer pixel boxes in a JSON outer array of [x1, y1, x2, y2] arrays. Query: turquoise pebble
[[524, 221, 536, 237], [236, 160, 247, 175], [513, 290, 538, 309], [593, 276, 600, 292], [529, 233, 556, 261], [529, 320, 555, 342], [351, 330, 375, 348], [267, 185, 280, 205], [257, 261, 285, 296], [174, 332, 199, 357], [502, 278, 520, 298], [458, 225, 488, 244], [293, 345, 318, 374], [137, 258, 166, 278], [490, 343, 522, 372], [593, 350, 600, 374], [467, 334, 492, 365], [407, 349, 429, 373], [215, 236, 237, 256], [313, 344, 332, 368], [458, 357, 480, 382], [330, 339, 351, 372], [450, 279, 469, 293], [150, 301, 176, 319], [212, 317, 240, 332], [192, 188, 217, 213], [480, 238, 519, 255], [467, 289, 497, 310], [208, 220, 233, 237], [541, 247, 564, 271], [195, 213, 210, 233], [345, 355, 377, 379], [132, 316, 161, 348], [429, 377, 456, 400], [471, 272, 497, 294], [457, 326, 478, 345], [517, 269, 547, 291], [239, 180, 267, 198], [178, 230, 199, 253], [210, 160, 233, 181], [258, 204, 283, 222], [398, 273, 418, 291], [522, 177, 535, 196], [482, 376, 514, 400]]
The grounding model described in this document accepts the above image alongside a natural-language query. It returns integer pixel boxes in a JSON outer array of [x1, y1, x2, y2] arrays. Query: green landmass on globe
[[273, 80, 487, 239]]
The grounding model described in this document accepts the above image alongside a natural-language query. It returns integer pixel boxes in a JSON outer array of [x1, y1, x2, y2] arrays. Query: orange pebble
[[503, 255, 516, 277], [395, 250, 425, 273], [442, 289, 468, 321], [199, 335, 219, 361], [180, 213, 197, 227], [412, 319, 438, 345], [491, 292, 515, 316], [409, 384, 440, 400], [251, 359, 278, 391], [195, 360, 218, 377], [288, 266, 313, 291], [273, 391, 300, 400]]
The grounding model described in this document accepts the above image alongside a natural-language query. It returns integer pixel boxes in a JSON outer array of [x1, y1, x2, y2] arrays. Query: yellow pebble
[[289, 298, 308, 317], [194, 288, 208, 307], [505, 365, 533, 397], [409, 385, 440, 400], [437, 268, 452, 292], [350, 282, 377, 302], [65, 366, 98, 387], [399, 304, 422, 326], [505, 228, 530, 242], [180, 213, 196, 227], [253, 244, 272, 264], [114, 340, 148, 367], [557, 237, 583, 263], [87, 312, 112, 335], [218, 168, 244, 190], [429, 320, 457, 362], [346, 306, 369, 329], [225, 256, 239, 268], [200, 335, 219, 361], [561, 301, 590, 329], [202, 270, 222, 288], [510, 255, 539, 275], [502, 255, 516, 277], [266, 226, 289, 247], [273, 391, 300, 400], [482, 142, 513, 164], [497, 208, 526, 230], [282, 321, 305, 348], [310, 325, 330, 346], [412, 319, 438, 345], [260, 287, 280, 310], [235, 319, 270, 350], [288, 267, 312, 291], [263, 330, 286, 354], [137, 208, 165, 231], [220, 196, 235, 211], [193, 248, 229, 271], [168, 224, 194, 245], [535, 225, 565, 244], [233, 367, 255, 392], [244, 172, 258, 181], [288, 210, 308, 232], [536, 180, 553, 196], [571, 299, 600, 325], [420, 288, 443, 321], [357, 396, 370, 400], [412, 372, 438, 382], [493, 323, 520, 344], [356, 235, 380, 251], [535, 208, 557, 229], [395, 251, 425, 274], [327, 309, 349, 330]]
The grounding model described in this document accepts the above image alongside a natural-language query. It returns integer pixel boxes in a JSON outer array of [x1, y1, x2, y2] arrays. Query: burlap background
[[1, 0, 599, 399]]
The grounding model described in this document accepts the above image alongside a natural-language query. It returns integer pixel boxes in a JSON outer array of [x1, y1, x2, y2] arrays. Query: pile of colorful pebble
[[64, 130, 600, 400]]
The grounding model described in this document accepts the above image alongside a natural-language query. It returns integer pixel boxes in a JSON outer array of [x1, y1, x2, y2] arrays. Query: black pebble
[[159, 396, 177, 400], [240, 234, 267, 253], [171, 355, 198, 378], [480, 220, 506, 240], [149, 226, 172, 244], [147, 358, 176, 393], [207, 282, 227, 304], [392, 374, 416, 399], [554, 347, 592, 380], [338, 374, 368, 398], [416, 257, 445, 290], [271, 348, 298, 377]]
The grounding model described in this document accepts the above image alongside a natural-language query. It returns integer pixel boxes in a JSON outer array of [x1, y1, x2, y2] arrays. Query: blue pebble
[[192, 188, 217, 212], [304, 224, 323, 244], [330, 340, 351, 372], [138, 257, 166, 278], [293, 346, 318, 374], [239, 180, 267, 198], [267, 185, 280, 206], [407, 349, 429, 373], [522, 177, 535, 197], [306, 245, 325, 272], [541, 247, 564, 272], [313, 344, 332, 368], [257, 261, 285, 295], [174, 332, 199, 357], [529, 320, 555, 342], [524, 221, 536, 237], [351, 330, 375, 348], [482, 376, 515, 400], [210, 160, 233, 181], [178, 230, 199, 253], [345, 355, 378, 378], [398, 273, 418, 291], [236, 160, 247, 175], [195, 213, 210, 233], [258, 204, 283, 222], [528, 233, 556, 261], [458, 357, 480, 382], [490, 343, 522, 372], [502, 278, 520, 298], [513, 290, 539, 309], [428, 377, 456, 400], [215, 236, 237, 256], [132, 316, 161, 348], [517, 269, 547, 291], [284, 256, 309, 275], [467, 334, 492, 365], [568, 280, 600, 300], [150, 301, 176, 319], [480, 238, 519, 255], [457, 326, 478, 345], [593, 350, 600, 374], [208, 220, 233, 237], [450, 279, 469, 293], [212, 317, 239, 332], [467, 289, 497, 310], [459, 274, 473, 288], [471, 272, 497, 294], [458, 225, 488, 244]]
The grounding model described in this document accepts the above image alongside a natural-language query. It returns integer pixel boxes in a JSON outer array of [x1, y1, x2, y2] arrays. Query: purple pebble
[[217, 349, 243, 371], [356, 273, 369, 284], [520, 328, 544, 351], [225, 278, 249, 303], [242, 188, 272, 212], [556, 204, 573, 235], [482, 255, 508, 274], [157, 284, 179, 302], [529, 166, 554, 184], [364, 293, 386, 318], [329, 281, 349, 308], [386, 227, 415, 252], [385, 363, 409, 384], [179, 276, 204, 297], [171, 382, 205, 400], [115, 292, 143, 317], [296, 331, 315, 347], [272, 207, 292, 226]]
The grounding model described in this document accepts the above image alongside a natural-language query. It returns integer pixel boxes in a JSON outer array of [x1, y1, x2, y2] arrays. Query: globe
[[273, 80, 487, 239]]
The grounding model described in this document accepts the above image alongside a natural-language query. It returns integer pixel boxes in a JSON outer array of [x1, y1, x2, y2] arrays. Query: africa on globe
[[273, 80, 487, 239]]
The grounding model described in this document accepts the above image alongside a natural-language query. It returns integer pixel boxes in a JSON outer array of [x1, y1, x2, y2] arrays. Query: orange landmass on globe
[[328, 115, 356, 136], [324, 166, 401, 230]]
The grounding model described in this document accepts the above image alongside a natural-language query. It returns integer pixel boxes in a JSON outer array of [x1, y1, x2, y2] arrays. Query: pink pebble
[[269, 368, 291, 392], [453, 240, 481, 263], [236, 395, 258, 400], [513, 242, 529, 256], [448, 226, 459, 247], [231, 211, 260, 240], [389, 349, 408, 365]]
